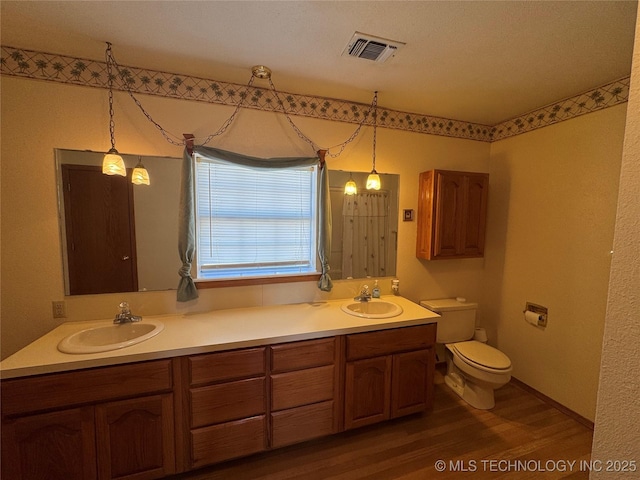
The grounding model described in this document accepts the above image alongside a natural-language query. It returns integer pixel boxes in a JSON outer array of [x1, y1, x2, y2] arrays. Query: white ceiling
[[1, 1, 637, 125]]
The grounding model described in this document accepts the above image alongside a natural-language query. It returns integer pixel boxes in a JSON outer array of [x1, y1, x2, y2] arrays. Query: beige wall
[[0, 76, 491, 359], [484, 104, 627, 421], [2, 43, 633, 430], [591, 9, 640, 475]]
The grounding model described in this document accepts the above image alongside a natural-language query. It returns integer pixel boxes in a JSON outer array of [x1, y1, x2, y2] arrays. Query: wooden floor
[[170, 371, 593, 480]]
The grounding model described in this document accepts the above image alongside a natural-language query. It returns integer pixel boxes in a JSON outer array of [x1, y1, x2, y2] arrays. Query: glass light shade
[[102, 149, 126, 176], [344, 178, 358, 195], [366, 171, 381, 190], [131, 162, 150, 185]]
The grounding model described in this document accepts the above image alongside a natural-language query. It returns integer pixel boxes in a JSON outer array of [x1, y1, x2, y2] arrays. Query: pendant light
[[366, 91, 381, 191], [344, 173, 357, 195], [131, 156, 150, 185], [102, 43, 126, 176]]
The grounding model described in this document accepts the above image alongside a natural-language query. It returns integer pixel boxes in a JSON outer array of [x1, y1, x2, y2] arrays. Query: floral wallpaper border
[[0, 46, 630, 144], [491, 76, 630, 141]]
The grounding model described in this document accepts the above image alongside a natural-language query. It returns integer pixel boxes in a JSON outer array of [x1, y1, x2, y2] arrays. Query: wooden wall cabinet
[[344, 324, 436, 430], [1, 360, 175, 480], [416, 170, 489, 260]]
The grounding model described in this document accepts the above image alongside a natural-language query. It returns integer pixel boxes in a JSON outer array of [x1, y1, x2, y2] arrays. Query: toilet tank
[[420, 298, 478, 343]]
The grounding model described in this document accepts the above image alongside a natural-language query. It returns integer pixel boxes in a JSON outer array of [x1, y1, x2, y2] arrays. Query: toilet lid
[[450, 341, 511, 371]]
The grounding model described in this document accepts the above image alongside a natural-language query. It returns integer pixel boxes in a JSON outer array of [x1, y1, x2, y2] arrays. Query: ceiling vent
[[342, 32, 405, 63]]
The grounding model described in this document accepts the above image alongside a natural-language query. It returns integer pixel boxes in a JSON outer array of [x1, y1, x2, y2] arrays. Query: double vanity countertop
[[0, 296, 439, 380]]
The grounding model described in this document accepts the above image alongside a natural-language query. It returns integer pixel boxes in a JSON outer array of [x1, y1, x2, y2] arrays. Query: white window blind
[[195, 155, 318, 279]]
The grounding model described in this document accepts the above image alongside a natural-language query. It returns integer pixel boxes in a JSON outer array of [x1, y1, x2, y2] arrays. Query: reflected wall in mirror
[[56, 151, 399, 295], [329, 171, 399, 280], [56, 149, 182, 295]]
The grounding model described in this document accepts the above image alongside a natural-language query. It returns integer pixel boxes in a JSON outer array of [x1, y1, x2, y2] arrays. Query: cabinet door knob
[[122, 255, 130, 261]]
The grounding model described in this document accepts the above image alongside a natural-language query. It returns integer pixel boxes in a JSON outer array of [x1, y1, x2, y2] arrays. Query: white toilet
[[421, 298, 512, 410]]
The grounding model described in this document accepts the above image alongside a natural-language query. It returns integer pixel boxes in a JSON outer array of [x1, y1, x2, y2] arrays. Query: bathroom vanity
[[0, 297, 438, 480]]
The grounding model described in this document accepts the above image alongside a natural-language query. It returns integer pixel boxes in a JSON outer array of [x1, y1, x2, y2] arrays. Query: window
[[194, 154, 318, 280]]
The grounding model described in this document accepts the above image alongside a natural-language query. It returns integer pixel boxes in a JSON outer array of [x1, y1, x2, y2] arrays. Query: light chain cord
[[267, 77, 318, 153], [327, 92, 377, 159], [371, 91, 378, 171], [266, 76, 377, 158], [105, 43, 117, 150], [106, 43, 377, 156], [107, 45, 186, 147], [199, 75, 256, 146]]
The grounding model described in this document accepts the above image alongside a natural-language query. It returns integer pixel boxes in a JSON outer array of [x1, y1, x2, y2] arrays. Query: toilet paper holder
[[524, 302, 548, 327]]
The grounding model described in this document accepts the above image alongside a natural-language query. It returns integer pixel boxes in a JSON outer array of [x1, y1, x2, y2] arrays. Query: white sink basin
[[341, 299, 403, 319], [58, 319, 164, 354]]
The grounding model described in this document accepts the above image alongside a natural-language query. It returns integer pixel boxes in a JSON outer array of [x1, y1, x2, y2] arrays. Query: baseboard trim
[[511, 377, 594, 430]]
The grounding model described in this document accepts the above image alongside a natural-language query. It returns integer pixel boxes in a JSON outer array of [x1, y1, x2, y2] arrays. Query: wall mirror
[[329, 170, 399, 280], [56, 149, 182, 295], [56, 150, 399, 295]]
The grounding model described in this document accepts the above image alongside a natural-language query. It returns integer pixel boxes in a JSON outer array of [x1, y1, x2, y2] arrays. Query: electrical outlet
[[52, 301, 66, 319]]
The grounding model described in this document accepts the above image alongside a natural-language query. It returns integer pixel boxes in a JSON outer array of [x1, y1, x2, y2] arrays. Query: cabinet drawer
[[189, 347, 265, 386], [191, 378, 265, 428], [1, 360, 172, 416], [190, 416, 265, 469], [270, 337, 335, 373], [271, 401, 335, 448], [346, 324, 436, 361], [271, 365, 334, 411]]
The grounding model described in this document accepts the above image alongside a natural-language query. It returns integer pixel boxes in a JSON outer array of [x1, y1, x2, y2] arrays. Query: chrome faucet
[[113, 302, 142, 324], [354, 285, 372, 302]]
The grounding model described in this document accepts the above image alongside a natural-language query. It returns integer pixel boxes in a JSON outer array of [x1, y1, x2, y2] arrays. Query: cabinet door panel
[[461, 174, 489, 255], [95, 394, 175, 480], [271, 401, 335, 448], [416, 171, 435, 259], [344, 356, 391, 430], [391, 349, 435, 418], [271, 365, 334, 411], [2, 407, 96, 480], [434, 172, 465, 257], [190, 377, 265, 428], [190, 416, 265, 469]]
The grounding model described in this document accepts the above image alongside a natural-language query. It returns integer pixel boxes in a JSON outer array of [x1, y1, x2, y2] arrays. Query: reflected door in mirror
[[62, 165, 138, 294]]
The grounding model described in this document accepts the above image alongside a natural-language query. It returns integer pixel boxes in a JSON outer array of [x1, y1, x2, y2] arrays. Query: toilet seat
[[449, 341, 512, 374]]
